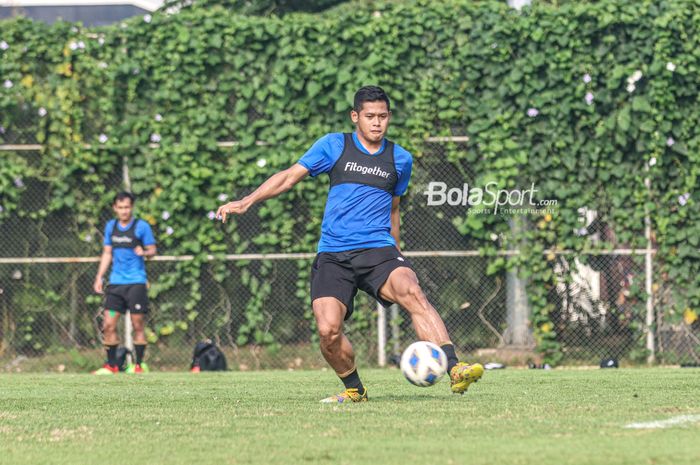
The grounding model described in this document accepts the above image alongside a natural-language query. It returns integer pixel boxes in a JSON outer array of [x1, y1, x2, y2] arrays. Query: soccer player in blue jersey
[[216, 86, 483, 402], [93, 192, 157, 374]]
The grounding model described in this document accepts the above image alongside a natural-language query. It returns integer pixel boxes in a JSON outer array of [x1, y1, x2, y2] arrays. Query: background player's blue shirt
[[104, 218, 156, 284], [298, 132, 413, 252]]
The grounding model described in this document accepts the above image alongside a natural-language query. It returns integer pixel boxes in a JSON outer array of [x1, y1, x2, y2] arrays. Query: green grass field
[[1, 368, 699, 465]]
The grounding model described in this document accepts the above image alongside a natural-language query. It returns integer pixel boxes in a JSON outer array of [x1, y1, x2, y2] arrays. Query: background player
[[93, 192, 157, 374]]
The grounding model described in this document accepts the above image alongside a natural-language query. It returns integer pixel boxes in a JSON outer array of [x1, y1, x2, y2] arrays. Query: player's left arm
[[390, 196, 402, 251], [392, 146, 413, 251], [136, 244, 157, 258], [134, 221, 157, 258]]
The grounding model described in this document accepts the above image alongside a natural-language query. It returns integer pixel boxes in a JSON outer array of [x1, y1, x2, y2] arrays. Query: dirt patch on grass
[[48, 426, 92, 442]]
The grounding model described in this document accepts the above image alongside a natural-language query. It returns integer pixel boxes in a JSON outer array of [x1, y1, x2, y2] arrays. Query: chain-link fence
[[1, 142, 698, 372], [3, 252, 697, 372], [0, 99, 41, 146]]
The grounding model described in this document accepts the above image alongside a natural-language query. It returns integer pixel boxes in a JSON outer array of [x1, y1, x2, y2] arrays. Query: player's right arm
[[216, 164, 309, 223], [216, 134, 339, 223], [93, 245, 112, 294]]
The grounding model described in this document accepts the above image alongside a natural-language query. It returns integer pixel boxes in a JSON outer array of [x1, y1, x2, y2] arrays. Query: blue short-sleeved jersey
[[104, 218, 156, 284], [298, 132, 413, 252]]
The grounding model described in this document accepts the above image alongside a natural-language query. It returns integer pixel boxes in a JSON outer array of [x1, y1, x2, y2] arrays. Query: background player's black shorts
[[310, 246, 414, 320], [104, 284, 149, 314]]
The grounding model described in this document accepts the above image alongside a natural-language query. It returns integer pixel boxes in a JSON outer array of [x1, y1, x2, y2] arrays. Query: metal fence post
[[505, 217, 534, 347], [391, 304, 400, 356], [377, 301, 386, 367], [644, 165, 655, 364], [505, 269, 533, 347], [122, 155, 134, 364]]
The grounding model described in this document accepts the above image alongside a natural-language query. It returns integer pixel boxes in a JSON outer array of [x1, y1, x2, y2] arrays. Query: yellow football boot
[[450, 362, 484, 394], [320, 387, 368, 404]]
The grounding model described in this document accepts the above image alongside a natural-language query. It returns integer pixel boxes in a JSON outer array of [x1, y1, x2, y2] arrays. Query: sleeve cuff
[[297, 161, 316, 177]]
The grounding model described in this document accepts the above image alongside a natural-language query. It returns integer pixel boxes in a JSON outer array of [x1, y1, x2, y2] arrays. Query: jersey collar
[[352, 131, 386, 156], [116, 217, 135, 230]]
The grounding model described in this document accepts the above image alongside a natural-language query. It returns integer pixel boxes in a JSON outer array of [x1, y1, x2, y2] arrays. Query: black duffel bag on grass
[[191, 341, 227, 372]]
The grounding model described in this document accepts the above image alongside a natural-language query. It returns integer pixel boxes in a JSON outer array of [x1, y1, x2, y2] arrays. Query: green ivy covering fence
[[1, 0, 699, 365]]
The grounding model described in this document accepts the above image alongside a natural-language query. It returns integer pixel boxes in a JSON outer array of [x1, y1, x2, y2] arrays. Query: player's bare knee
[[406, 282, 424, 298], [103, 321, 117, 334], [402, 282, 428, 307], [131, 320, 145, 332], [318, 324, 342, 347]]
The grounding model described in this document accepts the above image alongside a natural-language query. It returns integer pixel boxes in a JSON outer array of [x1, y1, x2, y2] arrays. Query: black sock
[[134, 344, 146, 365], [340, 368, 365, 393], [441, 343, 459, 374], [106, 345, 118, 367]]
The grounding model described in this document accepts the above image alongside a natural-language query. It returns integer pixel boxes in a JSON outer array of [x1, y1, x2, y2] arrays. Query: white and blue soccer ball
[[400, 341, 448, 387]]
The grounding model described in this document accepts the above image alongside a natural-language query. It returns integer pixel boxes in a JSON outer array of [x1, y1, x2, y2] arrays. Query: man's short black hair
[[113, 191, 135, 205], [353, 86, 391, 113]]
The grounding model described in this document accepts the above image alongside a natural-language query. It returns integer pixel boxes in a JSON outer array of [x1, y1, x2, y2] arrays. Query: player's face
[[351, 101, 391, 145], [113, 199, 133, 222]]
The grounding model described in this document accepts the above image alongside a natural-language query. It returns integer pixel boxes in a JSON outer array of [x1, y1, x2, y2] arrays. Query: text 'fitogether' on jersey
[[298, 132, 413, 252], [104, 218, 156, 284]]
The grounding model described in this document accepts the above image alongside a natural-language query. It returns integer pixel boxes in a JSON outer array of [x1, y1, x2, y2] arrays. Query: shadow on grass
[[366, 393, 450, 402]]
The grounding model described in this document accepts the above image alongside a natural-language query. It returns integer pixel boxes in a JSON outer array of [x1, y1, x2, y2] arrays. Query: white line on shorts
[[624, 415, 700, 429]]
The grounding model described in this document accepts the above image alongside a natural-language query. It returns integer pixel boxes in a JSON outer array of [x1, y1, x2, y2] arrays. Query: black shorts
[[104, 284, 149, 314], [310, 246, 413, 320]]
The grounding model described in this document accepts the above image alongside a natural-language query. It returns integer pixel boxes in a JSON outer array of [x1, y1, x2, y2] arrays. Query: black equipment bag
[[191, 341, 227, 371]]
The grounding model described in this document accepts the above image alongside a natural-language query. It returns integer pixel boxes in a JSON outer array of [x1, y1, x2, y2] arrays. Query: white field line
[[624, 414, 700, 429]]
